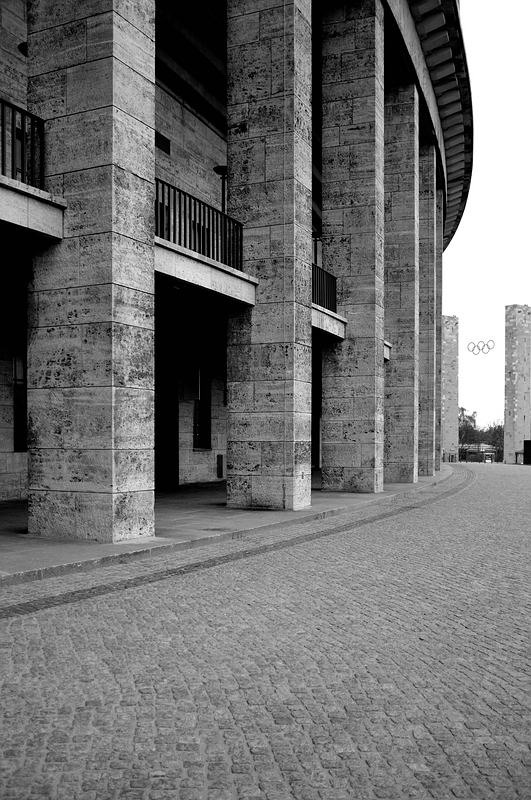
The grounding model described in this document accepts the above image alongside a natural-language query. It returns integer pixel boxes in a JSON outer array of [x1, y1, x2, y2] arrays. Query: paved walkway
[[0, 463, 530, 799], [0, 468, 453, 585]]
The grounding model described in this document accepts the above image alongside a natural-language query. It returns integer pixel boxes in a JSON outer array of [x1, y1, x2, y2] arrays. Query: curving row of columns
[[225, 0, 447, 510]]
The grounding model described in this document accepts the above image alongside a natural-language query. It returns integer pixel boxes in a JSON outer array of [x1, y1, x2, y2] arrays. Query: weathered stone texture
[[226, 0, 312, 509], [384, 84, 419, 484], [418, 145, 437, 475], [434, 189, 444, 469], [441, 315, 459, 461], [155, 85, 226, 209], [0, 0, 27, 107], [321, 0, 385, 493], [504, 305, 531, 463], [26, 1, 156, 541]]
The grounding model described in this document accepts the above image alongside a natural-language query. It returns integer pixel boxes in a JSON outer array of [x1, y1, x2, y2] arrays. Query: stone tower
[[441, 316, 459, 462], [504, 305, 531, 463]]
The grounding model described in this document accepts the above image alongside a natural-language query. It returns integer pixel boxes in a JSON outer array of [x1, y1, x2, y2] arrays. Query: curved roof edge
[[407, 0, 473, 250]]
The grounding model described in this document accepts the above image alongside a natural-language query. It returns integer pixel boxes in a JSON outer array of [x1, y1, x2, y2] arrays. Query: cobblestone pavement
[[0, 464, 530, 799]]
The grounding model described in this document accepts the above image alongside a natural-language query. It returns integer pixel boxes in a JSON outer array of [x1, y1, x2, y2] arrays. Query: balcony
[[312, 237, 337, 313], [155, 178, 243, 272], [1, 98, 44, 189]]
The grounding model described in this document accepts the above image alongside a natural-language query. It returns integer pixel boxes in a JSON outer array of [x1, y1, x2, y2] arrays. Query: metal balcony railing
[[312, 262, 337, 313], [155, 178, 243, 271], [0, 98, 44, 189]]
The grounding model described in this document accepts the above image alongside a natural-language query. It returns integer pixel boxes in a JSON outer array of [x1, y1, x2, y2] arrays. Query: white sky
[[442, 0, 531, 428]]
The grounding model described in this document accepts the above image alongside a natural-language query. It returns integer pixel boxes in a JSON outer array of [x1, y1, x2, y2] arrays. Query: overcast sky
[[441, 1, 531, 428]]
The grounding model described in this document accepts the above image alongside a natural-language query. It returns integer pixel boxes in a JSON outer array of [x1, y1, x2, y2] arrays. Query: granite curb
[[0, 467, 455, 588]]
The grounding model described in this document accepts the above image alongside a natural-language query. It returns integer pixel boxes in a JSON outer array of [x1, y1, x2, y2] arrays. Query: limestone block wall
[[418, 146, 437, 476], [155, 86, 226, 208], [226, 0, 313, 510], [179, 377, 227, 484], [435, 190, 444, 469], [320, 0, 385, 494], [0, 0, 27, 107], [384, 84, 419, 484], [441, 315, 458, 461], [504, 304, 531, 463], [26, 1, 156, 542]]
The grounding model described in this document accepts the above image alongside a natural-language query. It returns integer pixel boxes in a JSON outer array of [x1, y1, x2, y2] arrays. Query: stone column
[[226, 0, 313, 510], [26, 2, 155, 541], [418, 145, 437, 475], [434, 188, 444, 469], [320, 0, 385, 493], [441, 315, 459, 461], [384, 84, 419, 484]]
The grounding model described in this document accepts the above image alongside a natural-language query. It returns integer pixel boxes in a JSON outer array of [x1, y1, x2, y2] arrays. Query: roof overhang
[[385, 0, 473, 250], [408, 0, 473, 249]]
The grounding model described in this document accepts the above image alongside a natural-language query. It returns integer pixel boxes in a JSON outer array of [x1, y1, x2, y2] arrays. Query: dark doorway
[[155, 274, 181, 491], [312, 332, 324, 469]]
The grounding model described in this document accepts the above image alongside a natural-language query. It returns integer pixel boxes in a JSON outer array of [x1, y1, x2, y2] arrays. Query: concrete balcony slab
[[0, 175, 65, 239], [155, 236, 257, 306], [311, 304, 347, 339]]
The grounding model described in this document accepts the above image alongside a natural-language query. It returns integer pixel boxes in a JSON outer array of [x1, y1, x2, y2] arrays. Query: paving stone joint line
[[0, 466, 476, 621]]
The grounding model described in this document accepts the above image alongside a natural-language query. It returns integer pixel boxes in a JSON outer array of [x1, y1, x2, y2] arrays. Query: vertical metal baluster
[[160, 183, 168, 239], [225, 216, 229, 266], [1, 102, 5, 177], [222, 215, 225, 265], [154, 180, 158, 237], [201, 201, 205, 255], [186, 194, 190, 250], [39, 118, 44, 189], [178, 189, 182, 247], [187, 195, 191, 250], [30, 117, 36, 187], [194, 198, 198, 253], [160, 181, 164, 238], [168, 183, 172, 239], [20, 112, 27, 184], [172, 186, 176, 244], [11, 107, 17, 180], [189, 196, 193, 251], [156, 180, 160, 237], [185, 191, 189, 249], [199, 201, 203, 254], [168, 184, 172, 242]]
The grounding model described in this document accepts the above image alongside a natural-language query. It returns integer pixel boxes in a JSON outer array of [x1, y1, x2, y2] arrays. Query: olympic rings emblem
[[467, 340, 495, 355]]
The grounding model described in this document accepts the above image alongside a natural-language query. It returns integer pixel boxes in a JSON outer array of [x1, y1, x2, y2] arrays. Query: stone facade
[[504, 305, 531, 464], [0, 0, 473, 540], [26, 1, 156, 541], [384, 84, 419, 484], [321, 0, 385, 494], [0, 0, 27, 107], [441, 315, 459, 462]]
